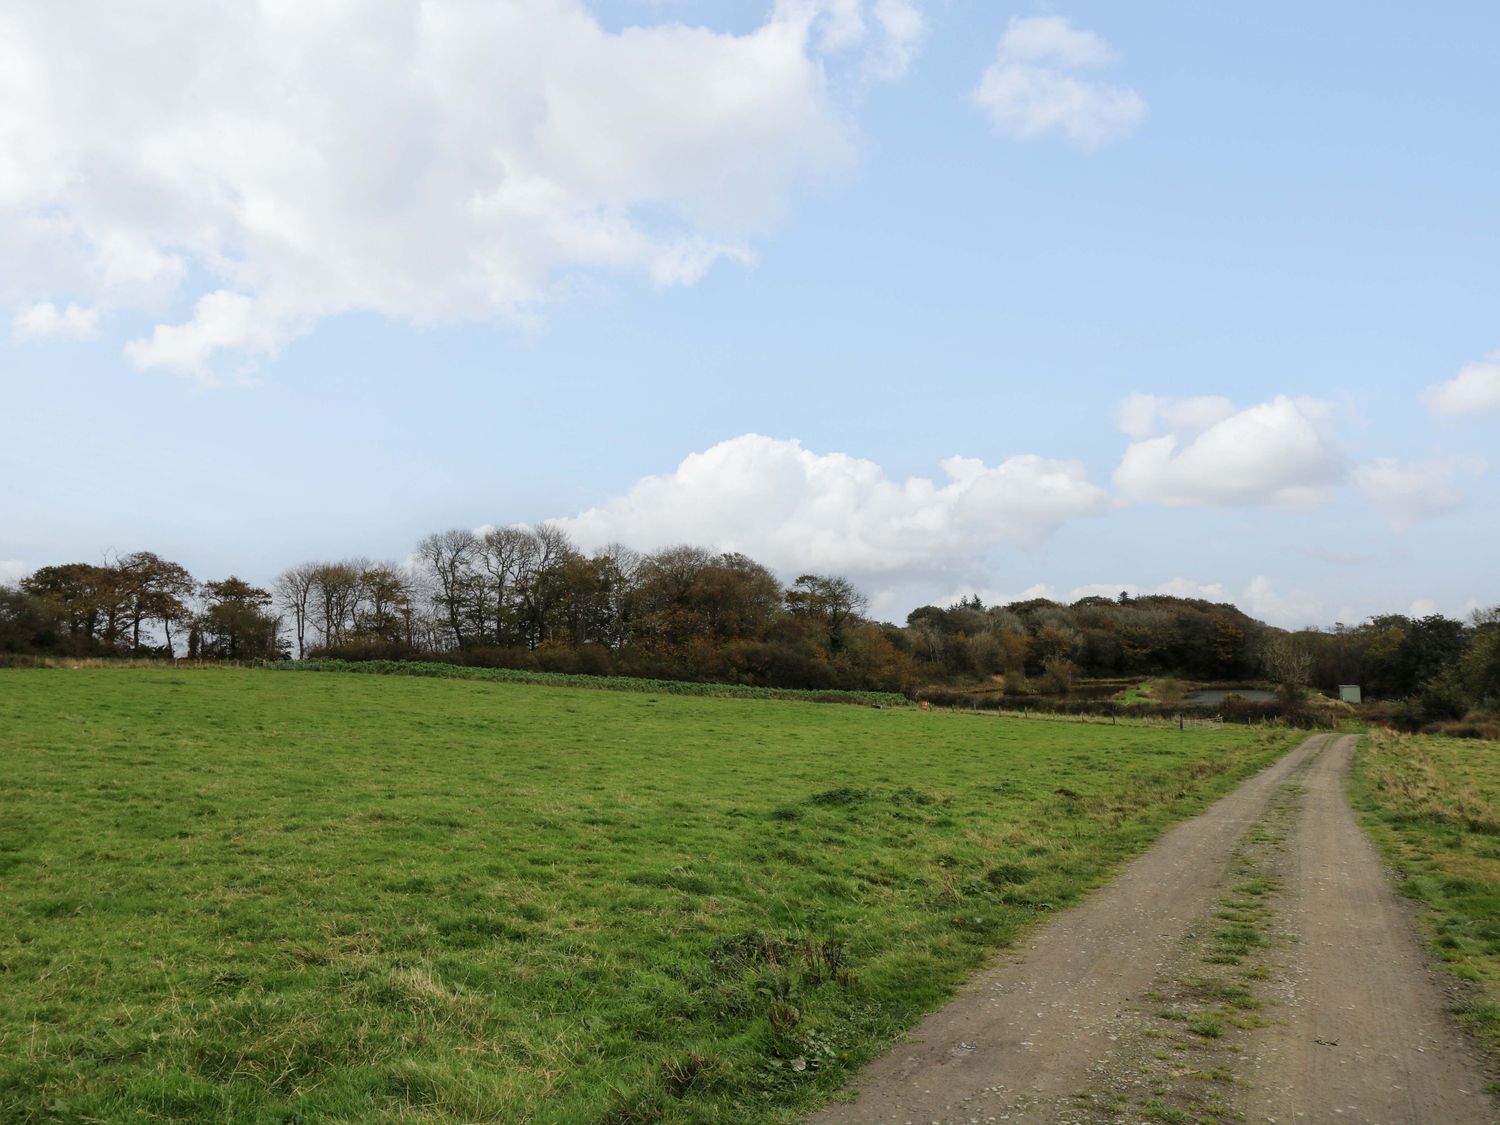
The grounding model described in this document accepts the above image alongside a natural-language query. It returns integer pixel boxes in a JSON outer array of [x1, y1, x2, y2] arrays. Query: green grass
[[1185, 1018, 1223, 1040], [0, 667, 1299, 1123], [1352, 728, 1500, 1054], [1114, 678, 1188, 707]]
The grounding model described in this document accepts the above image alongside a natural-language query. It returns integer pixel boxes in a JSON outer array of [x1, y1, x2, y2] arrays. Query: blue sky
[[2, 0, 1497, 626]]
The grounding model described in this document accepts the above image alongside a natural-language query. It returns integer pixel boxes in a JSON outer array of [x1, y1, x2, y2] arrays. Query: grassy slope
[[1, 668, 1298, 1124], [1351, 729, 1500, 1054]]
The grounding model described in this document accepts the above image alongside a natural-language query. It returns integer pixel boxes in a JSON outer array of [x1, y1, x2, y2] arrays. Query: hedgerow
[[260, 657, 909, 706]]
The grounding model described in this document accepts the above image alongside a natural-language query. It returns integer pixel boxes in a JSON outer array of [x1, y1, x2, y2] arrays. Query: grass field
[[1352, 728, 1500, 1054], [1, 667, 1299, 1124]]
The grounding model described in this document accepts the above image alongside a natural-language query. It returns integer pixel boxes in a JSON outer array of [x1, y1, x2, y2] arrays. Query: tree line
[[1, 530, 1496, 717], [1292, 611, 1500, 725], [0, 531, 905, 691], [3, 553, 279, 662]]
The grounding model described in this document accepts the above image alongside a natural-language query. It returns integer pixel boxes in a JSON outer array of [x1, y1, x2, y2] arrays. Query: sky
[[3, 0, 1498, 628]]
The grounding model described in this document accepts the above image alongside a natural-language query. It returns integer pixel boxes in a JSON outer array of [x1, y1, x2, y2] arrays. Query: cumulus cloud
[[1354, 455, 1484, 532], [124, 291, 287, 384], [1113, 394, 1347, 509], [1240, 575, 1323, 630], [867, 0, 927, 79], [1, 1, 920, 383], [1116, 393, 1237, 441], [553, 433, 1108, 578], [1423, 351, 1500, 418], [11, 301, 99, 341], [1408, 597, 1488, 622], [972, 16, 1145, 147]]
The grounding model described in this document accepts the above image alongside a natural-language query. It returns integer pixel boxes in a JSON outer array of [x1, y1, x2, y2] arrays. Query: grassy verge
[[2, 667, 1299, 1123], [1351, 728, 1500, 1053]]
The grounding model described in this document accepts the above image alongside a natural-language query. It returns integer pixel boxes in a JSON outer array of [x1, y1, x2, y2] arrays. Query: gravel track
[[809, 733, 1498, 1124], [1239, 734, 1494, 1124]]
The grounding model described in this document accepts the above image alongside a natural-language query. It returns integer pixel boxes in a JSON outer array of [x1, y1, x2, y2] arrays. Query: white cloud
[[553, 433, 1108, 578], [1241, 575, 1323, 630], [868, 0, 927, 79], [1354, 455, 1484, 532], [1408, 597, 1486, 621], [1116, 393, 1237, 441], [972, 16, 1145, 147], [11, 301, 99, 341], [995, 16, 1118, 68], [1423, 351, 1500, 418], [1113, 394, 1347, 509], [123, 291, 286, 384], [1, 1, 919, 383], [0, 560, 29, 586]]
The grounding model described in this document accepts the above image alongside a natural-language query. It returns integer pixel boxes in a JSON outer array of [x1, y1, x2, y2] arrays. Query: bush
[[1038, 657, 1077, 697], [1151, 678, 1188, 706], [907, 687, 1328, 728], [0, 588, 62, 654], [1417, 677, 1470, 724], [1377, 679, 1476, 733], [1219, 698, 1321, 729], [310, 639, 427, 663], [1386, 701, 1427, 733], [1421, 718, 1500, 741]]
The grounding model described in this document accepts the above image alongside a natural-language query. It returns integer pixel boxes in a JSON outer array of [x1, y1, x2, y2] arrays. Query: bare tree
[[415, 530, 480, 648], [274, 562, 320, 659], [592, 543, 642, 650], [356, 561, 416, 644], [515, 523, 577, 649], [478, 526, 534, 643], [311, 560, 365, 649]]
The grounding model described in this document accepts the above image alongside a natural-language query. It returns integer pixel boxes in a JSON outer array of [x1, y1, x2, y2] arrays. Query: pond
[[1186, 688, 1276, 704]]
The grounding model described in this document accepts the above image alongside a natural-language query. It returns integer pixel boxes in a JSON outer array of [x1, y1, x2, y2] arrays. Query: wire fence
[[928, 704, 1232, 731]]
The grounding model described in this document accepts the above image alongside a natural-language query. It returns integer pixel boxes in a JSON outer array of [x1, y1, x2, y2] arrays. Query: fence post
[[1179, 714, 1184, 731]]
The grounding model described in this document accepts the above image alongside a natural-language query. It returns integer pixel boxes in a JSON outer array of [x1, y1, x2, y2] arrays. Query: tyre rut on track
[[808, 733, 1498, 1124]]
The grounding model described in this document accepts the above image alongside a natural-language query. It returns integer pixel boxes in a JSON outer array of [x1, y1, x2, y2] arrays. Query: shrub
[[1151, 678, 1187, 706], [1038, 657, 1077, 697], [1417, 677, 1470, 724], [1423, 719, 1500, 741], [1001, 671, 1030, 697]]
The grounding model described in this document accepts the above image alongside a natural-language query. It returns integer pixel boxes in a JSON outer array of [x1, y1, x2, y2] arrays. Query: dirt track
[[809, 734, 1497, 1124]]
